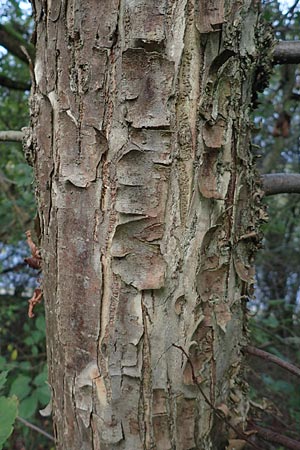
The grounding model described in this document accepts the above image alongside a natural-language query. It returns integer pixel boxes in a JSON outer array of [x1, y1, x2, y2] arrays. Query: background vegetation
[[0, 0, 299, 449]]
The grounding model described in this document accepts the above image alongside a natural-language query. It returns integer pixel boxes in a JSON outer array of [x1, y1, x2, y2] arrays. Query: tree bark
[[0, 131, 23, 142], [261, 173, 300, 195], [273, 41, 300, 64], [29, 1, 269, 449]]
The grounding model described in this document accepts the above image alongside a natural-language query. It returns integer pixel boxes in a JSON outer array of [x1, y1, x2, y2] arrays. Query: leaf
[[18, 362, 31, 371], [0, 395, 18, 449], [0, 358, 6, 371], [19, 393, 38, 419], [264, 315, 279, 329], [33, 370, 47, 387], [9, 375, 31, 400], [35, 315, 45, 332], [0, 372, 8, 391], [10, 349, 18, 361], [35, 385, 51, 406], [31, 330, 43, 344], [24, 336, 34, 346]]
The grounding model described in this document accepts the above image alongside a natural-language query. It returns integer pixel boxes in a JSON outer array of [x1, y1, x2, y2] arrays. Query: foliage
[[0, 237, 52, 448], [0, 371, 18, 450], [246, 4, 300, 447], [0, 297, 52, 449], [0, 2, 51, 447], [0, 0, 34, 243]]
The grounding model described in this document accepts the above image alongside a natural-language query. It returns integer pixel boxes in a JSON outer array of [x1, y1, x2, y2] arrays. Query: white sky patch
[[279, 0, 300, 13], [19, 1, 31, 11]]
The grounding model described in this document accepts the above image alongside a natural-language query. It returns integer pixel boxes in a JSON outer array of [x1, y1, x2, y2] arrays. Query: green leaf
[[0, 372, 8, 391], [19, 393, 38, 419], [24, 336, 34, 346], [0, 358, 6, 371], [0, 395, 18, 449], [18, 362, 31, 371], [9, 375, 31, 400], [31, 345, 38, 356], [35, 385, 50, 406], [33, 371, 47, 387], [264, 315, 279, 329], [35, 315, 45, 332], [31, 330, 43, 344]]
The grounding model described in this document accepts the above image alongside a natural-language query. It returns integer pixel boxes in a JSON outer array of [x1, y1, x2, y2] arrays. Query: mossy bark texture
[[30, 1, 267, 449]]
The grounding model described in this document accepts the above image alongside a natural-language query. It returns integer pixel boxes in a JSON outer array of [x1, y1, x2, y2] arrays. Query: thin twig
[[0, 262, 26, 275], [284, 0, 300, 18], [172, 344, 263, 450], [245, 345, 300, 378], [16, 416, 55, 442]]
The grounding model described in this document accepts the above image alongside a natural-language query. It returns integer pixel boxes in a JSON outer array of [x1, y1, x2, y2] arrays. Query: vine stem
[[16, 416, 55, 442], [172, 344, 263, 450]]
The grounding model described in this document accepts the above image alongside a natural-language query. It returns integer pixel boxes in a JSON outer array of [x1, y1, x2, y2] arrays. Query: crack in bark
[[141, 296, 154, 449]]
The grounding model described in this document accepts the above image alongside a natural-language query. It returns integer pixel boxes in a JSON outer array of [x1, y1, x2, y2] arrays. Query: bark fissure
[[141, 298, 154, 449]]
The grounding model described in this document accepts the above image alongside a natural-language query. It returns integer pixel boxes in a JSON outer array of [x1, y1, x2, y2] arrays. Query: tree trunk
[[30, 1, 270, 448]]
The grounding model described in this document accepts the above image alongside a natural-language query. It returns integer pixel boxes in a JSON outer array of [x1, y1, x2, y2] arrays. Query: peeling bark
[[30, 1, 269, 449]]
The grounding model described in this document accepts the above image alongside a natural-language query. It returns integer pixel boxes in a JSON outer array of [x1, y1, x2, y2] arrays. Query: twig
[[16, 416, 55, 442], [172, 344, 263, 450], [244, 345, 300, 378], [283, 0, 300, 19], [0, 262, 26, 274]]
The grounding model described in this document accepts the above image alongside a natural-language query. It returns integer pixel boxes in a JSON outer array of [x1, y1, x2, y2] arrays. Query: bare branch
[[0, 74, 30, 91], [251, 424, 300, 450], [261, 173, 300, 196], [0, 130, 24, 142], [0, 262, 26, 275], [0, 24, 34, 64], [273, 41, 300, 64], [245, 345, 300, 378]]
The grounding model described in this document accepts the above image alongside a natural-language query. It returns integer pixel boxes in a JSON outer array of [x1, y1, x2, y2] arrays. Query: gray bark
[[273, 41, 300, 64], [262, 173, 300, 195], [0, 131, 23, 142], [29, 1, 269, 448]]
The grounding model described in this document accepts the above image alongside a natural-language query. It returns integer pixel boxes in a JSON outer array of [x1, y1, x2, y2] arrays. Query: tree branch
[[0, 24, 34, 64], [273, 41, 300, 64], [0, 74, 30, 91], [0, 262, 26, 275], [244, 345, 300, 378], [261, 173, 300, 196], [0, 130, 24, 142], [251, 423, 300, 450]]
